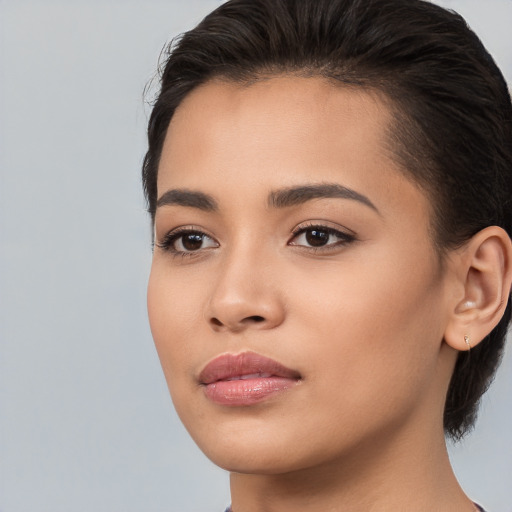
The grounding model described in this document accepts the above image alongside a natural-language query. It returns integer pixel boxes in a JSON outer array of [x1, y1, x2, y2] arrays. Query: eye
[[157, 228, 219, 254], [289, 224, 356, 249]]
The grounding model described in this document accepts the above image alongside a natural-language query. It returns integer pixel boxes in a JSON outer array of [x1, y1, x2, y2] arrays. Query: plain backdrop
[[0, 1, 511, 511]]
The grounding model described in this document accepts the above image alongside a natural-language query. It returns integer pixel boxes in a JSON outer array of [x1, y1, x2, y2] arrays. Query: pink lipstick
[[199, 351, 301, 406]]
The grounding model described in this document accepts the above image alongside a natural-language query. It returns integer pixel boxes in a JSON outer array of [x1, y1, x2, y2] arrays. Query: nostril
[[247, 315, 265, 323], [209, 315, 266, 330]]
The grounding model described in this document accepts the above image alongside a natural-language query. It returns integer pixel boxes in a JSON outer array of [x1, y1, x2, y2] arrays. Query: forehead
[[163, 76, 392, 174], [158, 76, 427, 221], [170, 75, 390, 129]]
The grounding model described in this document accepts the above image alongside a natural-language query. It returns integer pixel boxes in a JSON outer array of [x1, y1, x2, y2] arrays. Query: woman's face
[[148, 76, 456, 474]]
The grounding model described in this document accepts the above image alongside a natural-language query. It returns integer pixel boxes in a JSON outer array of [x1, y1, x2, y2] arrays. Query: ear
[[444, 226, 512, 351]]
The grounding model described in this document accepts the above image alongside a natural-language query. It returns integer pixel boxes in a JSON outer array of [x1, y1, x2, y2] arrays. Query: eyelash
[[290, 223, 356, 252], [155, 223, 356, 258], [155, 226, 217, 259]]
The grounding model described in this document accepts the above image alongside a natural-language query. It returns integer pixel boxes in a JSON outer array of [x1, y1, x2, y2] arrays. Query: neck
[[229, 419, 474, 512]]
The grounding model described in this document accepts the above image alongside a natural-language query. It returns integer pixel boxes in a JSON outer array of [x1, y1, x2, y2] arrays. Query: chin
[[183, 420, 312, 475], [184, 418, 352, 477], [202, 444, 307, 475]]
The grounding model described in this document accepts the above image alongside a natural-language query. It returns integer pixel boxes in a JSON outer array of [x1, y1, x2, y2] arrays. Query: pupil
[[306, 229, 329, 247], [182, 233, 203, 251]]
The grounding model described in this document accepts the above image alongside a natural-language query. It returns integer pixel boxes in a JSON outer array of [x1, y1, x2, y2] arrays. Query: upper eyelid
[[289, 227, 355, 242], [157, 225, 216, 240], [291, 220, 356, 236], [160, 223, 353, 237]]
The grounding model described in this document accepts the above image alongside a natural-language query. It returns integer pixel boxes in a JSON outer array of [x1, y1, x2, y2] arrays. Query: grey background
[[0, 1, 510, 511]]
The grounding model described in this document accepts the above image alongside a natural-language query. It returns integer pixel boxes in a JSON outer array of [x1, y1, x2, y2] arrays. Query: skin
[[147, 76, 485, 511]]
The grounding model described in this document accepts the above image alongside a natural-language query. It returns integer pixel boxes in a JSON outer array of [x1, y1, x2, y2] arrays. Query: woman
[[143, 0, 512, 510]]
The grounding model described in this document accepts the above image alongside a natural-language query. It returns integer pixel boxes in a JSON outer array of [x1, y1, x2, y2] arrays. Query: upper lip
[[199, 351, 301, 385]]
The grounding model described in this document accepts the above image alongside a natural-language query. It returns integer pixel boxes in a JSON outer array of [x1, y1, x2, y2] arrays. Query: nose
[[206, 250, 286, 333]]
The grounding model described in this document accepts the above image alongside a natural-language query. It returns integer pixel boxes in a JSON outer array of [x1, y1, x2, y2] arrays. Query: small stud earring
[[464, 335, 471, 351]]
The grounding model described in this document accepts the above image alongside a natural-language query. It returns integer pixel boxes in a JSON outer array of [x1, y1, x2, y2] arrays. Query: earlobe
[[444, 226, 512, 352]]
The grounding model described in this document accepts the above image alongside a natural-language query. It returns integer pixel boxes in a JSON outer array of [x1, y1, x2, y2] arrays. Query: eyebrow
[[156, 189, 218, 211], [156, 183, 378, 214], [268, 183, 379, 212]]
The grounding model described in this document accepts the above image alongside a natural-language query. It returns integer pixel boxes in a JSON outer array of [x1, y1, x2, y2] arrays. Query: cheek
[[147, 263, 203, 384], [294, 244, 445, 407], [295, 243, 441, 332]]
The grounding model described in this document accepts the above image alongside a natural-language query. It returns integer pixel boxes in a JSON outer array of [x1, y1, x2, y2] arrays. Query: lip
[[199, 351, 302, 406]]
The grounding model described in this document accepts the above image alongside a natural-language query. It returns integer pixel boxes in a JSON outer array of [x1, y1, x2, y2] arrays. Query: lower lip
[[203, 377, 298, 406]]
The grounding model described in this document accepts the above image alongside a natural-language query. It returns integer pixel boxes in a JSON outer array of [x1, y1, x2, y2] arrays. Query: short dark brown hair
[[143, 0, 512, 440]]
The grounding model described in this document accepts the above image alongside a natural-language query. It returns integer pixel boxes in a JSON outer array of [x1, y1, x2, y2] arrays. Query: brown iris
[[182, 233, 205, 251], [305, 229, 330, 247]]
